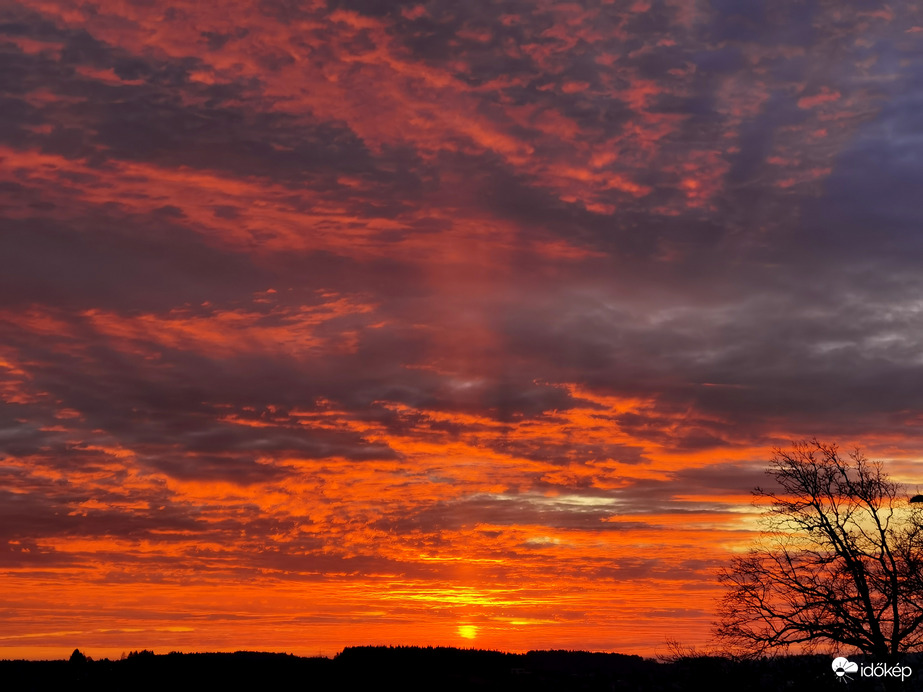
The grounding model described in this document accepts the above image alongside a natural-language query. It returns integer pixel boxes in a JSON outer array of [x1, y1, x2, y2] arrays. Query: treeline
[[3, 646, 922, 691]]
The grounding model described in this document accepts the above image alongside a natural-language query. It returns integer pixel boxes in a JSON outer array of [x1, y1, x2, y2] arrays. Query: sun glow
[[457, 625, 478, 640]]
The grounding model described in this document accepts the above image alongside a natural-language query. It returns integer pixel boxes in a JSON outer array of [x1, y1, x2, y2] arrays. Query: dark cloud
[[372, 492, 631, 534], [0, 215, 270, 312]]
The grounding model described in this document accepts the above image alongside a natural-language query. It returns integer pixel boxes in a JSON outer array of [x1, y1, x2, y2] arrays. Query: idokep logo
[[831, 656, 913, 683]]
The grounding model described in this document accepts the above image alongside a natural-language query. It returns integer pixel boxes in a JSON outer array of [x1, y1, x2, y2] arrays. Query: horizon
[[4, 643, 659, 662], [0, 642, 868, 663], [3, 0, 923, 662]]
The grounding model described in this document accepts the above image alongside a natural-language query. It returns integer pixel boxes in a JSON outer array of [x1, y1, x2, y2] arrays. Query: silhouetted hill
[[2, 647, 921, 691]]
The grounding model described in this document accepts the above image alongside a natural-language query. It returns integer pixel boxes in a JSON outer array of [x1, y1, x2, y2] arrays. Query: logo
[[832, 657, 858, 682], [831, 656, 913, 683]]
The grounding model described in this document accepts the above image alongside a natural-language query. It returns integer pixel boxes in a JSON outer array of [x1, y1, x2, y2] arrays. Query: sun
[[457, 624, 478, 640]]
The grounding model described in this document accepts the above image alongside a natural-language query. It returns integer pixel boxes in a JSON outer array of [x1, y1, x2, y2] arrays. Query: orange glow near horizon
[[0, 383, 770, 660]]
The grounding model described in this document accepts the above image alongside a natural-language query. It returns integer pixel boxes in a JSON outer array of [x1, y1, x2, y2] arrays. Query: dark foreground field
[[3, 646, 922, 691]]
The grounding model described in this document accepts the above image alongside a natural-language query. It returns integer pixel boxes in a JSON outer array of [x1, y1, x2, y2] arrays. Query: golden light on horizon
[[457, 625, 478, 640]]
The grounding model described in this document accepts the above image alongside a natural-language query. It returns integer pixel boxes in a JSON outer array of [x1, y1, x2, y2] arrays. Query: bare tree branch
[[713, 439, 923, 658]]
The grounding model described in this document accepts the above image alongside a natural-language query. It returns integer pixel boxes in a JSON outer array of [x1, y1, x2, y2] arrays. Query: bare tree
[[714, 439, 923, 658]]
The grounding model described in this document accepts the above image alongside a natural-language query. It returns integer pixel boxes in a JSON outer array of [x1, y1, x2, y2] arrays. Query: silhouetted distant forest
[[3, 646, 922, 691]]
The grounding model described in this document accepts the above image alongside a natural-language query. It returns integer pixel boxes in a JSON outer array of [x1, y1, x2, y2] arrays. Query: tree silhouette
[[714, 439, 923, 657]]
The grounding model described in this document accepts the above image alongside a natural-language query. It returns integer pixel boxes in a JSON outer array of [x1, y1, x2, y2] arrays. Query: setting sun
[[458, 625, 478, 641]]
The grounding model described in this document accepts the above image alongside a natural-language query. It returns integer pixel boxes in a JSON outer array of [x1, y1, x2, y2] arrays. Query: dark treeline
[[3, 646, 922, 691]]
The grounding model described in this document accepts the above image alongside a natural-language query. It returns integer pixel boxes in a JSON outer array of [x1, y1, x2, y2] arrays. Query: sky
[[2, 0, 923, 660]]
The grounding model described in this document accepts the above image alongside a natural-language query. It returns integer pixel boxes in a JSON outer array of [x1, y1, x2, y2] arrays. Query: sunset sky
[[3, 0, 923, 660]]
